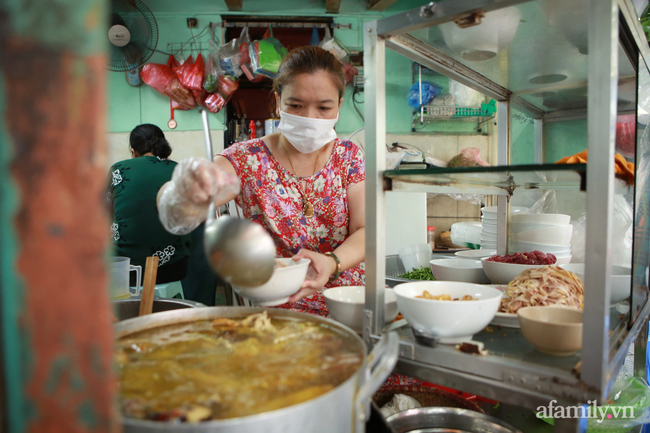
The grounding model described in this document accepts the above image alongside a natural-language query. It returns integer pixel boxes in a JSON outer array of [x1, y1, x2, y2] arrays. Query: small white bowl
[[509, 240, 571, 254], [429, 259, 490, 284], [481, 224, 498, 234], [560, 264, 631, 303], [324, 286, 399, 333], [481, 258, 553, 285], [511, 225, 573, 245], [394, 281, 502, 344], [455, 250, 496, 260], [555, 255, 572, 265], [511, 213, 571, 226], [232, 258, 310, 306]]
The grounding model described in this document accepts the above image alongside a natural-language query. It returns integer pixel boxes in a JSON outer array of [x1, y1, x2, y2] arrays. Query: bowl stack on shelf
[[479, 206, 528, 250], [508, 213, 573, 264]]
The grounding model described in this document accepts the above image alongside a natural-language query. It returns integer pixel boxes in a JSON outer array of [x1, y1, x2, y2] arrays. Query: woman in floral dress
[[157, 46, 365, 315]]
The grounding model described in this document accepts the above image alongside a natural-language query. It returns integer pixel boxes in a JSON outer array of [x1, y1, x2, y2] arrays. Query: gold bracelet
[[325, 252, 341, 280]]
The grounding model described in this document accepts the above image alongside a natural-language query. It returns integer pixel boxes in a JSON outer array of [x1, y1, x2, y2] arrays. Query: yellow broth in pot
[[115, 312, 364, 423]]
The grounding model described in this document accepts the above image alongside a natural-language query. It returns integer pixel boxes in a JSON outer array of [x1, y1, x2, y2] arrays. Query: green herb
[[493, 403, 500, 410], [399, 266, 435, 281]]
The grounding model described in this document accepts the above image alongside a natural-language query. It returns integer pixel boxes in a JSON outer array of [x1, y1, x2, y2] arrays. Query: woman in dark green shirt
[[108, 124, 191, 286]]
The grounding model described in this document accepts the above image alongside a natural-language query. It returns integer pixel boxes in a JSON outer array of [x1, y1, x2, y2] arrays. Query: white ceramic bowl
[[455, 250, 496, 260], [555, 255, 572, 265], [509, 222, 562, 234], [509, 240, 571, 254], [394, 281, 502, 344], [324, 286, 399, 333], [429, 259, 490, 284], [399, 243, 432, 272], [560, 264, 631, 303], [232, 258, 310, 306], [511, 225, 573, 245], [481, 225, 497, 235], [511, 213, 571, 226], [481, 258, 554, 285]]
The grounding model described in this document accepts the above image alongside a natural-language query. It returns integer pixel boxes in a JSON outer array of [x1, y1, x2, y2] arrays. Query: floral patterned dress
[[220, 138, 365, 316]]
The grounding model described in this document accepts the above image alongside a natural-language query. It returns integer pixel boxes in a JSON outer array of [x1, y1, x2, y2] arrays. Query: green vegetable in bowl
[[399, 266, 435, 281]]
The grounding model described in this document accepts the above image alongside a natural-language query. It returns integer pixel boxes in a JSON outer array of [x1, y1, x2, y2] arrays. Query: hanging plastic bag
[[204, 31, 222, 92], [140, 62, 176, 95], [616, 114, 636, 158], [408, 82, 442, 110], [218, 75, 239, 99], [249, 28, 288, 78], [341, 62, 358, 86], [141, 56, 195, 109], [449, 80, 484, 107], [237, 27, 260, 82], [174, 54, 205, 91], [218, 33, 243, 77], [204, 92, 229, 114], [319, 26, 350, 61], [192, 89, 208, 107], [529, 190, 559, 214], [310, 26, 321, 46]]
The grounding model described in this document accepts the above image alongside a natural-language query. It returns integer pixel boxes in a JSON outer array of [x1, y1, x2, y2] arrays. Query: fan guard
[[108, 0, 158, 72]]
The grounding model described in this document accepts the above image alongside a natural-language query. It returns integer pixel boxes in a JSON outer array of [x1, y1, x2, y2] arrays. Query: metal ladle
[[200, 109, 276, 287]]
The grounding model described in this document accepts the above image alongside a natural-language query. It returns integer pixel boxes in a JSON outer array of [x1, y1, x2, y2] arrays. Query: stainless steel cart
[[363, 1, 650, 431]]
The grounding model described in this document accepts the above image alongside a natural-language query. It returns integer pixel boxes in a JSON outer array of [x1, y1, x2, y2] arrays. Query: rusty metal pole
[[0, 1, 118, 432]]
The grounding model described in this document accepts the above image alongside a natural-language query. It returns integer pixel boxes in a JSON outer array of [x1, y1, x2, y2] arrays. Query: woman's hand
[[157, 157, 240, 235], [287, 249, 337, 303]]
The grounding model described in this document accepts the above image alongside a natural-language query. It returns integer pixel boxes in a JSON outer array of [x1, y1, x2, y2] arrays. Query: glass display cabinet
[[363, 1, 650, 431]]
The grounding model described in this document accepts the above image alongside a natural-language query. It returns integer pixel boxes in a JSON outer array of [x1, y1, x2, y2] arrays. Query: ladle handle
[[200, 108, 221, 225]]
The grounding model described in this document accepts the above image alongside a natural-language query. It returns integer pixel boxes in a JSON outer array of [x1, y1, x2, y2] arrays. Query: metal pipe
[[534, 119, 544, 164], [363, 21, 387, 340], [582, 0, 618, 397], [496, 101, 509, 256]]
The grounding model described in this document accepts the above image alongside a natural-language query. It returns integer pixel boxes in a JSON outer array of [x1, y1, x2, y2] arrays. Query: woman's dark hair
[[273, 46, 345, 99], [129, 124, 172, 159]]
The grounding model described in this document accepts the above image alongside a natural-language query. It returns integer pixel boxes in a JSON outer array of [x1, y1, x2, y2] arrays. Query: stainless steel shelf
[[385, 164, 586, 195]]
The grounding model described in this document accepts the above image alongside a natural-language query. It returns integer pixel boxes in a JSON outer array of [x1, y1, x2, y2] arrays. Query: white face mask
[[276, 110, 338, 154]]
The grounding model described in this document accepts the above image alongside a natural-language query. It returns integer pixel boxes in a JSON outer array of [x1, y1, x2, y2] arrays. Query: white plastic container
[[399, 243, 432, 272], [110, 257, 141, 299]]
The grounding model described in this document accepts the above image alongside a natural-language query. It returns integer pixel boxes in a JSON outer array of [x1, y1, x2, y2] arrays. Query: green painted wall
[[511, 109, 535, 164], [544, 119, 588, 163], [107, 1, 426, 135]]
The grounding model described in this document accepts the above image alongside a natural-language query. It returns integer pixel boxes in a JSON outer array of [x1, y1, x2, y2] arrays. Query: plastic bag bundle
[[217, 74, 239, 98], [204, 92, 229, 114], [449, 80, 484, 107], [447, 147, 490, 167], [319, 26, 349, 61], [408, 82, 442, 110], [379, 394, 421, 418], [238, 27, 263, 82], [174, 54, 205, 91], [218, 34, 243, 77], [141, 56, 196, 109], [541, 376, 650, 432], [250, 36, 288, 78], [341, 62, 358, 86], [529, 190, 559, 214]]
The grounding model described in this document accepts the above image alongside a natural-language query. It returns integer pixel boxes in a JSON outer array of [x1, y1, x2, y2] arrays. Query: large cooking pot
[[115, 306, 399, 433], [112, 297, 205, 321]]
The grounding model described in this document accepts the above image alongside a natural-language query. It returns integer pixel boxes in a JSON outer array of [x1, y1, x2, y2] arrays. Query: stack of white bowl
[[509, 213, 573, 264], [480, 206, 528, 250]]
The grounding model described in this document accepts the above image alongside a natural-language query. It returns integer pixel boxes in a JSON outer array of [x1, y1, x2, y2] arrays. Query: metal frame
[[364, 0, 650, 430]]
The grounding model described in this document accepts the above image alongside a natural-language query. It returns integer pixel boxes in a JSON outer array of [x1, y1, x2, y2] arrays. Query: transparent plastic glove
[[158, 157, 240, 235]]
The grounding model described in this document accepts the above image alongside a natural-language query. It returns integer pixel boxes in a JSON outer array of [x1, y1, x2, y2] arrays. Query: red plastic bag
[[140, 63, 176, 95], [616, 114, 636, 157], [141, 56, 196, 109], [192, 89, 208, 107], [341, 62, 358, 86], [218, 75, 239, 98], [174, 54, 205, 91], [204, 92, 229, 113]]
